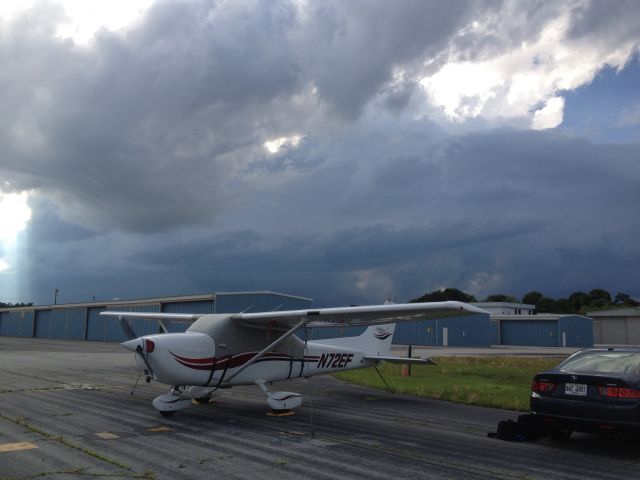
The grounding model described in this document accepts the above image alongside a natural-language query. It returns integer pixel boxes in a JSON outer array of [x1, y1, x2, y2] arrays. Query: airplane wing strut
[[223, 317, 311, 383]]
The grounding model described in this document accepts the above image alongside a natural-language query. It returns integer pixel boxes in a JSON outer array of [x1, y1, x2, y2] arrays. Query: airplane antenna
[[130, 371, 143, 396]]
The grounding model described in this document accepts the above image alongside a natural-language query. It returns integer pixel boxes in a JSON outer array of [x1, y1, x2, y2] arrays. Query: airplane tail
[[311, 323, 396, 356]]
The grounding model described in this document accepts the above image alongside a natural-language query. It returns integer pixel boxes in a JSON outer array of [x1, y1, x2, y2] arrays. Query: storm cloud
[[1, 0, 639, 306]]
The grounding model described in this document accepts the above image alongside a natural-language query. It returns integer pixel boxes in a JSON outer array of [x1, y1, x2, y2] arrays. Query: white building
[[589, 307, 640, 344], [472, 302, 535, 316]]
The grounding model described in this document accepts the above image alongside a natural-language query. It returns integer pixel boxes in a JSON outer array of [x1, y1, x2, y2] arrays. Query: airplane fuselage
[[125, 314, 379, 387]]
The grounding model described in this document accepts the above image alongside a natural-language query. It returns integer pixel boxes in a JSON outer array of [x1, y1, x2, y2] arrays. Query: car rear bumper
[[531, 411, 640, 434], [531, 396, 640, 433]]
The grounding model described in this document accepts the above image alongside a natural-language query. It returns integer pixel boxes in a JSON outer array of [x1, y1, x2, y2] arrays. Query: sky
[[0, 0, 639, 307]]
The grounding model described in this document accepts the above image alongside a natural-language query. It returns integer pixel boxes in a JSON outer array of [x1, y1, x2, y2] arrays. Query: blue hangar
[[0, 293, 592, 347]]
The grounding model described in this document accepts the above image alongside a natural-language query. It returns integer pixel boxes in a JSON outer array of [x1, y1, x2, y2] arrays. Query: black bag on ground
[[489, 414, 541, 441], [496, 420, 525, 440]]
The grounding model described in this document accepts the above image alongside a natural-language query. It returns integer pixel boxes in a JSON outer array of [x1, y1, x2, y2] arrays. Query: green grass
[[333, 356, 565, 411]]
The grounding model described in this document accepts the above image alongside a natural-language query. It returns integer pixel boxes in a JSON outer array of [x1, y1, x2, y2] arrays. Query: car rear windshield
[[557, 351, 640, 374]]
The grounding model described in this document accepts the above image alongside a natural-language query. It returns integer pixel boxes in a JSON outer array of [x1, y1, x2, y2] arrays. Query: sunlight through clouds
[[531, 96, 565, 130], [419, 8, 639, 129], [264, 135, 303, 154], [0, 0, 152, 44], [0, 189, 32, 274], [0, 190, 31, 242]]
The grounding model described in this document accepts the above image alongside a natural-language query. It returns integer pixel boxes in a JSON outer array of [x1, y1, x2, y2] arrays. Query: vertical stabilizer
[[311, 323, 396, 356]]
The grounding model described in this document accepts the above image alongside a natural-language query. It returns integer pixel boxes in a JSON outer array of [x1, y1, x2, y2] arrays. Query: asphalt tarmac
[[1, 337, 639, 480]]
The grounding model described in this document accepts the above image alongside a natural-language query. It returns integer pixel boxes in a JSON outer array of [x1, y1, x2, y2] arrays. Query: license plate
[[565, 383, 588, 396]]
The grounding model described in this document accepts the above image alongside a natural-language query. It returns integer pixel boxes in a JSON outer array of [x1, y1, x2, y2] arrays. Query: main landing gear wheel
[[256, 381, 302, 416], [160, 410, 176, 418], [193, 397, 211, 404]]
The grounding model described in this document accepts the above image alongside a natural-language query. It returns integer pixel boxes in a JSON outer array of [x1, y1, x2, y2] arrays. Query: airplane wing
[[232, 301, 487, 331], [99, 301, 487, 334], [99, 311, 203, 339]]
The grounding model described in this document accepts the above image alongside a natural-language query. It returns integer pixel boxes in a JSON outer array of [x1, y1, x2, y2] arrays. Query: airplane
[[100, 301, 486, 417]]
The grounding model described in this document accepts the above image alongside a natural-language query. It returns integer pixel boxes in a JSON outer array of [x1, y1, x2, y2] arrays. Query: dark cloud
[[25, 196, 97, 243], [2, 0, 308, 232], [0, 0, 489, 234], [1, 1, 640, 306], [297, 0, 475, 119], [15, 124, 640, 306], [567, 0, 640, 42]]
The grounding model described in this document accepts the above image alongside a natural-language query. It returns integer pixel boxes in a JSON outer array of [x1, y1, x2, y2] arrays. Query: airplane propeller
[[136, 344, 154, 380], [118, 316, 137, 340]]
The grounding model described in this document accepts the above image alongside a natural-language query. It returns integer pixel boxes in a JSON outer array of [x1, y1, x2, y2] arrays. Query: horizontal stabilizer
[[363, 355, 437, 365]]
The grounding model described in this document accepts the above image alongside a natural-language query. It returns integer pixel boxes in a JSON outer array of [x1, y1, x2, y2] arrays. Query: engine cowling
[[123, 332, 216, 386]]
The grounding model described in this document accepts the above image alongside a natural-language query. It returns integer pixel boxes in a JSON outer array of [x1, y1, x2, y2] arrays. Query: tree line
[[410, 288, 639, 315], [3, 289, 638, 315], [0, 302, 34, 308]]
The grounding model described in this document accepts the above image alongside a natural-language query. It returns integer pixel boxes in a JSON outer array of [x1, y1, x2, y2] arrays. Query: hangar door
[[600, 318, 632, 344], [35, 309, 86, 340], [0, 311, 35, 337], [500, 320, 558, 347]]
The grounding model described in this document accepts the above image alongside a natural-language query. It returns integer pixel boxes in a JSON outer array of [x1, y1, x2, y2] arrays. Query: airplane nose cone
[[121, 338, 142, 352]]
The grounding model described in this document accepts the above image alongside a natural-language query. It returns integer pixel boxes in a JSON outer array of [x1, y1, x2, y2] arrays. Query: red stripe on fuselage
[[169, 351, 320, 371], [170, 352, 215, 364]]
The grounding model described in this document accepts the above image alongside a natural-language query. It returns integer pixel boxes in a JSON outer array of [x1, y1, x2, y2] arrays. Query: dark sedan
[[530, 347, 640, 438]]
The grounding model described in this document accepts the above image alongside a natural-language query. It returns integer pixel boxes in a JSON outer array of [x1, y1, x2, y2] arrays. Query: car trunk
[[532, 372, 640, 425]]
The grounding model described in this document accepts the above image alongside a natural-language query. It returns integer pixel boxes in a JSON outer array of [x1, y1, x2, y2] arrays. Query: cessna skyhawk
[[101, 301, 485, 416]]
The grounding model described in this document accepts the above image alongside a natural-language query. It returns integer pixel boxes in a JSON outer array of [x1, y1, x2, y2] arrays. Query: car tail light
[[532, 380, 555, 393], [619, 388, 640, 398], [598, 386, 640, 398], [144, 338, 155, 353], [598, 386, 616, 397]]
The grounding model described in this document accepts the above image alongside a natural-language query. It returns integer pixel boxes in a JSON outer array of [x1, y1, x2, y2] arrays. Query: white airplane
[[101, 301, 486, 417]]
